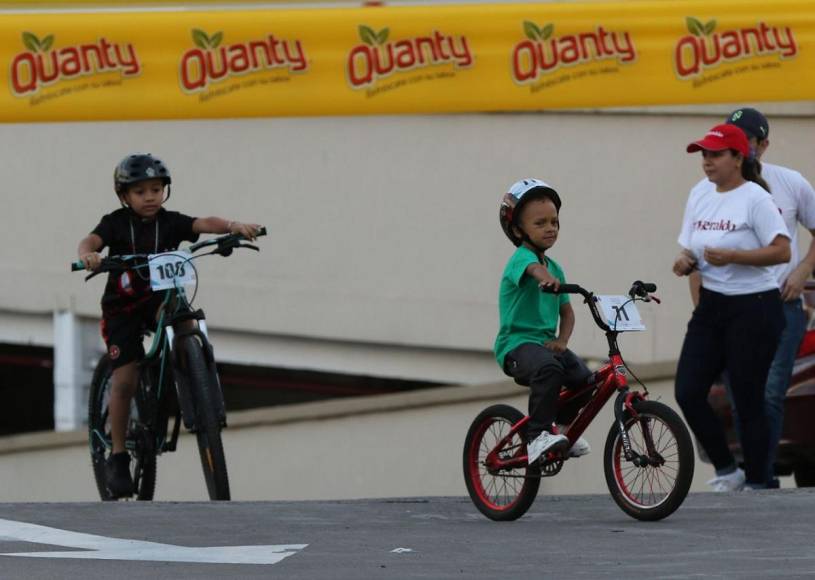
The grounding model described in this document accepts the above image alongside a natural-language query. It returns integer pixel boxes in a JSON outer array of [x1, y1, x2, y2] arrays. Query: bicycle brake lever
[[84, 270, 102, 282], [237, 243, 259, 252]]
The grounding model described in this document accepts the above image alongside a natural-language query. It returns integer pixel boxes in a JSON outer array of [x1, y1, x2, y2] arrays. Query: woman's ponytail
[[741, 154, 770, 193]]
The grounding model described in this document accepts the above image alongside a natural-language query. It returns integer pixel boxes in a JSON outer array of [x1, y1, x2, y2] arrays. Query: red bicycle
[[463, 281, 694, 521]]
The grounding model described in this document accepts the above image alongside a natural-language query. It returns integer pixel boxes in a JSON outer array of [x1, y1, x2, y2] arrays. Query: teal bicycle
[[72, 228, 265, 501]]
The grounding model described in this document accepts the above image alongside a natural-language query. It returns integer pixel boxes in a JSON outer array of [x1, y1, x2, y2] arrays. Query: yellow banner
[[1, 1, 813, 122]]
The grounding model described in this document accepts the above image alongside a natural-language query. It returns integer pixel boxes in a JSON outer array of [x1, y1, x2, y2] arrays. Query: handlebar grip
[[540, 283, 582, 294], [632, 280, 657, 293], [71, 261, 85, 272]]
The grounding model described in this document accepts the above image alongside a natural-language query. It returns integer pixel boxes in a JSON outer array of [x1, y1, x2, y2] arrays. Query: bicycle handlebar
[[542, 280, 658, 333], [71, 226, 267, 273]]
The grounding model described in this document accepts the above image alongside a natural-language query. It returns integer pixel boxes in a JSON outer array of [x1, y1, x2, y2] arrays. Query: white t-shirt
[[761, 163, 815, 285], [678, 180, 789, 295]]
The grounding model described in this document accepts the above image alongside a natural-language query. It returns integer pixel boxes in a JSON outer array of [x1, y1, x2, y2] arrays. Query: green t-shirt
[[494, 246, 570, 368]]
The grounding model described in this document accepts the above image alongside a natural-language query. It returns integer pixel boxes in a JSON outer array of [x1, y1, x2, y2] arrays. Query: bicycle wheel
[[177, 334, 231, 500], [603, 400, 694, 521], [88, 355, 157, 501], [463, 404, 540, 521]]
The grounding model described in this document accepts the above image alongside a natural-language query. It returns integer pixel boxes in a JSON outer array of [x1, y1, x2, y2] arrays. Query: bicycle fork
[[614, 389, 663, 468]]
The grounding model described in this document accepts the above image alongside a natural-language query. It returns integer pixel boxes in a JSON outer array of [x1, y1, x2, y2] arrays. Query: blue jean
[[765, 299, 807, 481], [676, 288, 783, 486]]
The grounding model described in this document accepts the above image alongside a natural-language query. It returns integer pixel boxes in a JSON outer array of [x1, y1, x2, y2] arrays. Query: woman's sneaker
[[527, 431, 569, 464], [105, 451, 134, 498], [706, 467, 746, 492]]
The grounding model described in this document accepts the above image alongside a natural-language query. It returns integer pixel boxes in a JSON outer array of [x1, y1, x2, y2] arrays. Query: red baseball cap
[[686, 124, 750, 157]]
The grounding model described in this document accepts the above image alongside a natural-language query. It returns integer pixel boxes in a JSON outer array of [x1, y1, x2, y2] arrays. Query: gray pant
[[504, 343, 593, 440]]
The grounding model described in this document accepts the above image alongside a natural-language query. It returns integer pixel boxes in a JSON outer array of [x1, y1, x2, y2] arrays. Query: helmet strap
[[519, 230, 546, 262]]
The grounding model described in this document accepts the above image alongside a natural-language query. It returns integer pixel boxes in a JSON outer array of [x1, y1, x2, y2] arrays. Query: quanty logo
[[179, 29, 307, 93], [512, 21, 636, 83], [10, 32, 140, 96], [675, 17, 797, 78], [347, 25, 472, 88]]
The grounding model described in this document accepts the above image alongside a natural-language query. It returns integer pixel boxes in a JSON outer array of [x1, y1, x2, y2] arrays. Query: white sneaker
[[527, 431, 569, 464], [707, 468, 746, 492], [568, 436, 591, 458], [556, 425, 591, 458]]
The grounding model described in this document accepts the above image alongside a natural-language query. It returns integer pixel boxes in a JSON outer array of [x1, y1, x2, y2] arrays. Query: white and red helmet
[[499, 178, 562, 246]]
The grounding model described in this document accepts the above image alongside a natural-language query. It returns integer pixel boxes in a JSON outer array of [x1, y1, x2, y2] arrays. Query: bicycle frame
[[485, 283, 657, 474], [80, 229, 263, 455]]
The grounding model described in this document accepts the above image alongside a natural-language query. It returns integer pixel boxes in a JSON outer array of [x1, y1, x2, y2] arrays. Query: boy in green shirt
[[495, 178, 592, 464]]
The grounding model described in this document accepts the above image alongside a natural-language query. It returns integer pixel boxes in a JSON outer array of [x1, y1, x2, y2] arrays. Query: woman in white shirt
[[673, 124, 790, 491]]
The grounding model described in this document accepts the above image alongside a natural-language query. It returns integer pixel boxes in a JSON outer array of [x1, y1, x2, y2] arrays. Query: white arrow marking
[[0, 518, 306, 565], [391, 547, 414, 553]]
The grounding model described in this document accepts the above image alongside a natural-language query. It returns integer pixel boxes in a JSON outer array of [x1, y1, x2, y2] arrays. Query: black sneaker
[[105, 451, 134, 498]]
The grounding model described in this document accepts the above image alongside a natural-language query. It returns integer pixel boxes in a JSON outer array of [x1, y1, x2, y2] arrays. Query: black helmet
[[113, 153, 171, 195]]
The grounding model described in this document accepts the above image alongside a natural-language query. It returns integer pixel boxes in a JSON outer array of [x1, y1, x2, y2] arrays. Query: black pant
[[675, 287, 784, 486], [504, 343, 593, 440]]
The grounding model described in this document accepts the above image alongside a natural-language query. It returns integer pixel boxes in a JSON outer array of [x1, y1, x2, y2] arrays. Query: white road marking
[[0, 518, 306, 565], [391, 547, 413, 553]]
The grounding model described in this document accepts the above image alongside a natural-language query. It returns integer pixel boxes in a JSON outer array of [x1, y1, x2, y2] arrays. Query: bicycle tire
[[88, 355, 157, 501], [463, 404, 540, 521], [177, 334, 231, 500], [603, 400, 694, 521]]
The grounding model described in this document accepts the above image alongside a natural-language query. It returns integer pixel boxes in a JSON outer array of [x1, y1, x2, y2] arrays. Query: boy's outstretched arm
[[192, 217, 262, 240], [545, 302, 575, 354], [525, 263, 559, 290], [77, 233, 104, 270]]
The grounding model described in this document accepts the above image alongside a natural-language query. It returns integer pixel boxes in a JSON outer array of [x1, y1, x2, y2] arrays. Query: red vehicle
[[704, 284, 815, 487]]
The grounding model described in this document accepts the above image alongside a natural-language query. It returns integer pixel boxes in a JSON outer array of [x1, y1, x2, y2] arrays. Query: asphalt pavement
[[0, 490, 813, 579]]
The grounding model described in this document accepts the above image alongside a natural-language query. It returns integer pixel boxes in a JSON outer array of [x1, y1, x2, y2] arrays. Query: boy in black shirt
[[77, 153, 260, 498]]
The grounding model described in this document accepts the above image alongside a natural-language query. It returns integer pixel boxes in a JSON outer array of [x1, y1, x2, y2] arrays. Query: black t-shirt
[[91, 208, 199, 313]]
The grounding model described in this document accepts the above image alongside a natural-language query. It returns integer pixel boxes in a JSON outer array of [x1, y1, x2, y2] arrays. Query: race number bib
[[595, 295, 646, 332], [148, 251, 195, 291]]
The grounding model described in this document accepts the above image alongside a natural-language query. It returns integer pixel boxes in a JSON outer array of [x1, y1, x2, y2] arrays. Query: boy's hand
[[229, 222, 262, 241], [80, 252, 103, 271], [537, 271, 560, 291], [544, 338, 567, 354]]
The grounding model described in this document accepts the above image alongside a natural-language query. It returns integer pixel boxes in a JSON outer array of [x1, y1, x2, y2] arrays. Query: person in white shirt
[[673, 123, 791, 491], [724, 108, 815, 488]]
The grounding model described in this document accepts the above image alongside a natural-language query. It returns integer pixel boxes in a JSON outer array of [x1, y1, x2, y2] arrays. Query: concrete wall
[[0, 377, 796, 503], [2, 102, 814, 385]]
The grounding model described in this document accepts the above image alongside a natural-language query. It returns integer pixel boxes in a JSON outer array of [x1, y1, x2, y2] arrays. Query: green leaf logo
[[191, 29, 224, 49], [541, 23, 554, 40], [523, 21, 541, 41], [359, 25, 378, 46], [376, 27, 389, 45], [40, 34, 54, 51], [192, 28, 210, 49], [703, 19, 717, 35], [686, 17, 706, 37], [22, 31, 42, 52]]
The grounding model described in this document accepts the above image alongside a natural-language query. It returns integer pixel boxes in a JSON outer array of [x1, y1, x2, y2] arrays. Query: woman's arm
[[192, 217, 261, 240], [689, 271, 701, 307], [704, 234, 791, 267]]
